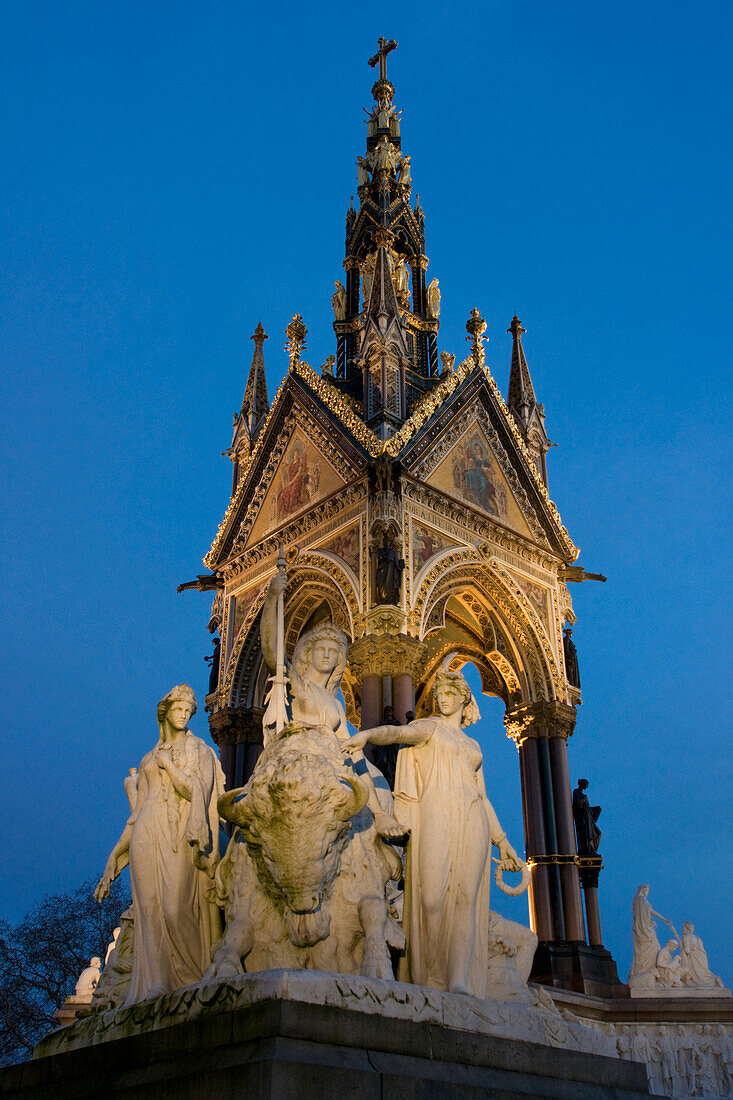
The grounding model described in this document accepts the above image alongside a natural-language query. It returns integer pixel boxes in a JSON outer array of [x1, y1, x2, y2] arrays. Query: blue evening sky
[[1, 1, 731, 982]]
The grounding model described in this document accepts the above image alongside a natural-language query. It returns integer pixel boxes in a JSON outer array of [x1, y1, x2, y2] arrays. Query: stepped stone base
[[0, 970, 652, 1099]]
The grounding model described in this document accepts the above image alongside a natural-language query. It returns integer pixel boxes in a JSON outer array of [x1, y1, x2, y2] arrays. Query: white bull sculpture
[[206, 726, 404, 980]]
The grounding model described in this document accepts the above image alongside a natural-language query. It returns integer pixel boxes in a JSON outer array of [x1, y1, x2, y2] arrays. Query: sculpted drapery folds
[[343, 670, 528, 998], [95, 685, 225, 1006], [259, 569, 402, 839], [205, 569, 405, 981]]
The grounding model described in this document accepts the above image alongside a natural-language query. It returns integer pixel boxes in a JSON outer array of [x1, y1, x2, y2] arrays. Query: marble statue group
[[93, 566, 532, 1011], [84, 563, 730, 1100], [628, 885, 725, 994]]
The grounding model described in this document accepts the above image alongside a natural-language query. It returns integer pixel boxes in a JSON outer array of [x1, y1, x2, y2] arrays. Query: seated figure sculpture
[[343, 669, 529, 998], [261, 569, 403, 838], [206, 569, 404, 980], [680, 922, 724, 989]]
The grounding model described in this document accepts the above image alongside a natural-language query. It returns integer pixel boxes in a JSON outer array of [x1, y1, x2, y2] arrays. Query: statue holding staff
[[260, 567, 404, 839]]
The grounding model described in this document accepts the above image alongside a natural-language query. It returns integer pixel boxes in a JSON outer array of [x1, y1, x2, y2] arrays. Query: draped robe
[[125, 733, 224, 1005], [394, 718, 499, 998]]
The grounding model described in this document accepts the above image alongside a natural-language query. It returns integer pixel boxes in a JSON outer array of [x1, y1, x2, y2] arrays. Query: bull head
[[336, 773, 369, 820], [217, 787, 260, 844]]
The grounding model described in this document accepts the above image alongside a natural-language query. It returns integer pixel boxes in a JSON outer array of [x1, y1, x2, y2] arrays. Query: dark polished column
[[548, 736, 586, 942], [580, 863, 604, 947], [348, 634, 426, 732], [517, 738, 554, 941], [393, 672, 415, 723], [208, 706, 265, 788], [360, 675, 382, 730], [505, 699, 627, 997]]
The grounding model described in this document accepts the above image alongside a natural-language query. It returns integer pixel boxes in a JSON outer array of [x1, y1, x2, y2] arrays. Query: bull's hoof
[[204, 954, 243, 982], [373, 811, 409, 840], [361, 943, 394, 981]]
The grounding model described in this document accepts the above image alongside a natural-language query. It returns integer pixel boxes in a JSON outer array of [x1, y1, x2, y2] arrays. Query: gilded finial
[[285, 314, 307, 364], [508, 316, 526, 339], [466, 308, 487, 365]]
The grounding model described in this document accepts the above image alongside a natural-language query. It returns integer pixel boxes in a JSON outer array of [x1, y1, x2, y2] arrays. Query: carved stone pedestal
[[10, 971, 652, 1100], [531, 941, 629, 1001]]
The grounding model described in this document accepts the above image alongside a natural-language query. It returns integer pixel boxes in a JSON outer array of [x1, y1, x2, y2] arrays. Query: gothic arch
[[224, 585, 269, 706], [412, 548, 558, 703], [284, 561, 357, 648], [226, 558, 358, 709], [414, 640, 509, 718], [228, 608, 268, 709]]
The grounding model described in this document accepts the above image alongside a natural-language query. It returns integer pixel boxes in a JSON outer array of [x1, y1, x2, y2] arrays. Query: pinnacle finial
[[368, 37, 398, 83], [251, 321, 268, 344], [508, 315, 526, 339], [466, 308, 487, 365], [285, 314, 307, 363]]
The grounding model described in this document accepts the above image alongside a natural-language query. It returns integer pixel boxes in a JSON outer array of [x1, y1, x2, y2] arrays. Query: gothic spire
[[241, 321, 270, 433], [507, 316, 536, 418], [506, 316, 552, 484], [329, 38, 442, 435], [227, 322, 270, 495]]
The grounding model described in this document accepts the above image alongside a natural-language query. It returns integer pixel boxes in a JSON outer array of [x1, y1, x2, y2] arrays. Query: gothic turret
[[228, 322, 270, 493], [331, 38, 441, 437], [506, 316, 551, 485]]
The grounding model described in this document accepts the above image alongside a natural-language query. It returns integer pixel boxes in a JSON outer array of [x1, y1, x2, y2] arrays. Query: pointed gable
[[427, 420, 534, 539], [207, 366, 370, 567], [398, 355, 576, 558], [247, 426, 347, 547]]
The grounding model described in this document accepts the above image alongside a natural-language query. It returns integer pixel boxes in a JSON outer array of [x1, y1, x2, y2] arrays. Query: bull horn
[[338, 774, 369, 820], [218, 787, 251, 828]]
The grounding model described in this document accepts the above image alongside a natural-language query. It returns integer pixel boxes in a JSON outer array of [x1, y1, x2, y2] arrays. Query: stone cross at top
[[368, 37, 398, 83]]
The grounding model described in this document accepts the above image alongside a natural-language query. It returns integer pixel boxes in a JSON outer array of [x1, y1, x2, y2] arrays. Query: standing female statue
[[426, 277, 441, 319], [261, 571, 402, 838], [95, 685, 225, 1005], [343, 669, 526, 997], [628, 884, 673, 986]]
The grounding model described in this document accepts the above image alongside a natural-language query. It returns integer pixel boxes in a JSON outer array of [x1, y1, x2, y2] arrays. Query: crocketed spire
[[506, 316, 552, 485]]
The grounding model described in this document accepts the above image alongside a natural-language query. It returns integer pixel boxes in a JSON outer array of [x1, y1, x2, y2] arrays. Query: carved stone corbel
[[503, 699, 577, 746], [348, 633, 427, 682], [208, 706, 265, 747]]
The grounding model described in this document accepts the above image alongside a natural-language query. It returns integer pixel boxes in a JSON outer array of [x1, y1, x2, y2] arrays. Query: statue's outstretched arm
[[342, 720, 431, 755]]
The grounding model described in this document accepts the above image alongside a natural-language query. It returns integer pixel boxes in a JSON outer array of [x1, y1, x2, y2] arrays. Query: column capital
[[348, 634, 427, 682], [504, 699, 577, 746], [208, 706, 264, 747]]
